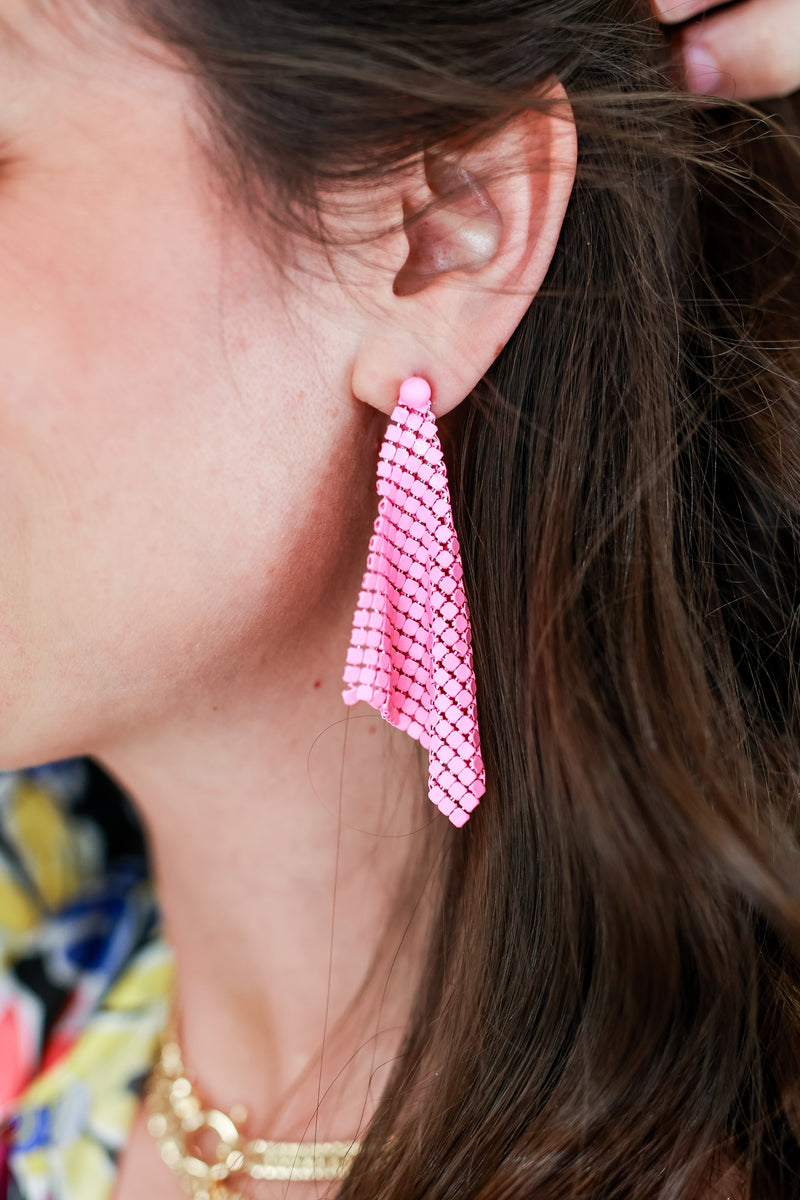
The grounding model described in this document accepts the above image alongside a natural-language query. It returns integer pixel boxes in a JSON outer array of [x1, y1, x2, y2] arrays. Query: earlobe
[[351, 85, 577, 417]]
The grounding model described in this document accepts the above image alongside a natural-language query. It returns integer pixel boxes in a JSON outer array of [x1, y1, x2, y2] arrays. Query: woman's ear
[[350, 84, 577, 416]]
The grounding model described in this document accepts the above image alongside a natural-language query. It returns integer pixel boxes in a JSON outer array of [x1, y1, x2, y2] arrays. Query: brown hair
[[90, 1, 800, 1195]]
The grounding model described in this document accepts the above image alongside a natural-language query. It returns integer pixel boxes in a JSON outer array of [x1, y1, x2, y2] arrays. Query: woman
[[0, 0, 799, 1197]]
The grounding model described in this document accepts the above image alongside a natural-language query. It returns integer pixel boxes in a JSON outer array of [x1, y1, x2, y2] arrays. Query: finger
[[676, 0, 800, 101], [650, 0, 729, 27]]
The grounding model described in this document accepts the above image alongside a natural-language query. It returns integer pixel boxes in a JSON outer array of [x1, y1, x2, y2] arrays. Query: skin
[[654, 0, 800, 101], [0, 3, 577, 1196]]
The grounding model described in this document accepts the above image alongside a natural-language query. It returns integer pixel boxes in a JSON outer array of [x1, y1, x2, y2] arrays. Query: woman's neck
[[93, 639, 441, 1143]]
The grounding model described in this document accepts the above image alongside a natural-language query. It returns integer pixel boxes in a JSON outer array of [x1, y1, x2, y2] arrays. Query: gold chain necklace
[[144, 1013, 361, 1197]]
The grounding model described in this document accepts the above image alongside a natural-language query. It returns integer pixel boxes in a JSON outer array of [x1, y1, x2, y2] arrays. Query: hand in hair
[[653, 0, 800, 102]]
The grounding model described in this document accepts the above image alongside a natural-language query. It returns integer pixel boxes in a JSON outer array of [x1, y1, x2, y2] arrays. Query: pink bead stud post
[[398, 376, 432, 411]]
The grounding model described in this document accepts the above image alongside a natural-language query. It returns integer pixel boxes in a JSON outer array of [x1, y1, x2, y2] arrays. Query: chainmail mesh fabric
[[342, 379, 485, 826]]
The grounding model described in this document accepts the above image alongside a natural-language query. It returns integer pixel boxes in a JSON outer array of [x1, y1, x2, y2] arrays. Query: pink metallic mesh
[[342, 377, 485, 826]]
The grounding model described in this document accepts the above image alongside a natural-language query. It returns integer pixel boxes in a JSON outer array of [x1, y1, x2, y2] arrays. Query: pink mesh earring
[[342, 376, 485, 826]]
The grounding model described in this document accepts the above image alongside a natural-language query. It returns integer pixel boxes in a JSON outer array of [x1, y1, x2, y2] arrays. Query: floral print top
[[0, 761, 173, 1200]]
